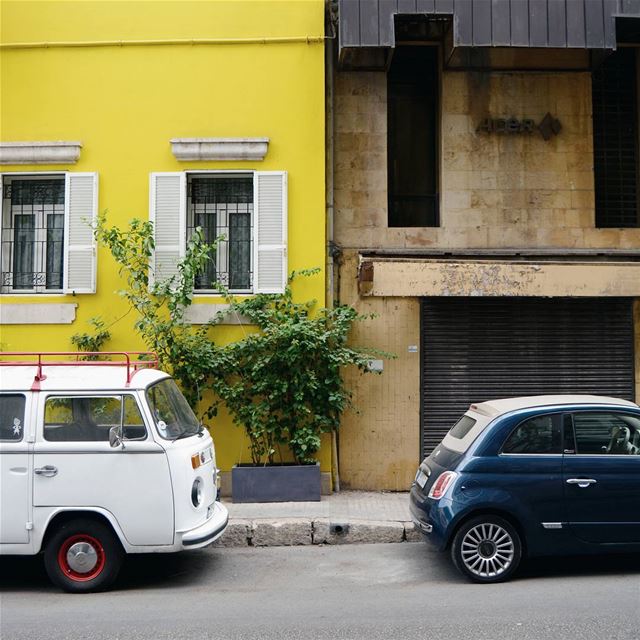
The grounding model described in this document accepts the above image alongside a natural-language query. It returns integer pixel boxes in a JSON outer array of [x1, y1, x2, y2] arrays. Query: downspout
[[326, 1, 340, 492]]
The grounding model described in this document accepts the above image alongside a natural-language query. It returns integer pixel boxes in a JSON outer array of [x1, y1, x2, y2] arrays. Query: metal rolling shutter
[[421, 297, 635, 457]]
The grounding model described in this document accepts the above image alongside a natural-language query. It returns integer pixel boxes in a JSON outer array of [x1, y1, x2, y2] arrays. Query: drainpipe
[[326, 1, 340, 493]]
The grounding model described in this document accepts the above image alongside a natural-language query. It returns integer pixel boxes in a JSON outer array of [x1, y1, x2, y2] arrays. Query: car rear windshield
[[448, 415, 477, 439], [441, 411, 492, 454]]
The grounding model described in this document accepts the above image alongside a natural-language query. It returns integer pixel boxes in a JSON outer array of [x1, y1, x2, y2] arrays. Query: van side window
[[44, 396, 146, 442], [502, 416, 561, 454], [0, 394, 26, 441]]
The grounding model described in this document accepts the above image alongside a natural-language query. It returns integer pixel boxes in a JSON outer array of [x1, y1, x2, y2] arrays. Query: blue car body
[[410, 397, 640, 569]]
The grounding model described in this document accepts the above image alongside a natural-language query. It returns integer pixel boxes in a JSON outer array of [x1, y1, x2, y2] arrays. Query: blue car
[[410, 395, 640, 583]]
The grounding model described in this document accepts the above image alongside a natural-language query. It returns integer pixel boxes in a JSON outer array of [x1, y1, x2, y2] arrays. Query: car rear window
[[449, 415, 477, 439], [441, 410, 492, 454]]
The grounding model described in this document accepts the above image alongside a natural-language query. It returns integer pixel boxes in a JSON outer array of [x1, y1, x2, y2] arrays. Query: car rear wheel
[[44, 519, 124, 593], [451, 515, 522, 583]]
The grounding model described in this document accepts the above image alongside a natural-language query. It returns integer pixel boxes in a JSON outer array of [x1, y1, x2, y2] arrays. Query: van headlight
[[191, 478, 203, 507]]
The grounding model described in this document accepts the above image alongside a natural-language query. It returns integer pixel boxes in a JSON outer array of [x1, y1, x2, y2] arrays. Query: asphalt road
[[1, 543, 639, 640]]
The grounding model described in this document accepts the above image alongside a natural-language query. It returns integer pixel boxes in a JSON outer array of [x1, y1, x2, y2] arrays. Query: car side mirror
[[109, 426, 125, 449]]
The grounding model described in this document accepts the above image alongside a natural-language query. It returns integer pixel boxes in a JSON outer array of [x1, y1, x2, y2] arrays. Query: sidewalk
[[214, 491, 422, 548]]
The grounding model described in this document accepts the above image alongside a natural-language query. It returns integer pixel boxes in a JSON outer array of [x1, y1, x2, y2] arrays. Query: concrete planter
[[231, 462, 321, 503]]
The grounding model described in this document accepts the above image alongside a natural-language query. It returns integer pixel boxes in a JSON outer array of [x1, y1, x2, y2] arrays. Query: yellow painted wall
[[0, 0, 329, 473]]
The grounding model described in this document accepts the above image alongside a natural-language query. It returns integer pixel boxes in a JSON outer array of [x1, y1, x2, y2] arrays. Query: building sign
[[476, 112, 562, 141]]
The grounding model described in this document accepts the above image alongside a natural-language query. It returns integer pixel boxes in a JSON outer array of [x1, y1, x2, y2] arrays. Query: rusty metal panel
[[420, 298, 635, 456], [379, 0, 399, 45], [435, 0, 454, 11], [417, 0, 436, 12], [339, 0, 362, 49], [473, 0, 492, 45], [509, 0, 529, 45], [454, 0, 473, 45], [529, 0, 549, 47], [491, 0, 512, 45], [398, 0, 418, 12], [566, 0, 586, 47], [604, 0, 619, 45], [338, 0, 640, 51], [548, 0, 569, 46], [585, 0, 606, 48], [360, 0, 381, 45]]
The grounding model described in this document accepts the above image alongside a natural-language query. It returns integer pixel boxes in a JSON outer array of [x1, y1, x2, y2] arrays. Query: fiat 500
[[0, 352, 228, 592], [410, 395, 640, 583]]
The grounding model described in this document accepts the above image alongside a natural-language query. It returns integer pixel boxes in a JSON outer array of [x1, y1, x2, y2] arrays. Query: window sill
[[184, 303, 250, 325], [0, 303, 78, 324]]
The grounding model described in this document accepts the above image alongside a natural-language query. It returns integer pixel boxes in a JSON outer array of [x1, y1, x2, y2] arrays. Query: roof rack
[[0, 352, 159, 390]]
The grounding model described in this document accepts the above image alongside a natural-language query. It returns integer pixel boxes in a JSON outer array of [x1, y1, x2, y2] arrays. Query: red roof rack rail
[[0, 352, 159, 390]]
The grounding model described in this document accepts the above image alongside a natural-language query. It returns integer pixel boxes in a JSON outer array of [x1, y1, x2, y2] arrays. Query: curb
[[212, 518, 423, 548]]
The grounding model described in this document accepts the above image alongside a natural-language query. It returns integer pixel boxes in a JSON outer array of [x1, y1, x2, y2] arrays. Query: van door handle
[[566, 478, 597, 488], [34, 465, 58, 477]]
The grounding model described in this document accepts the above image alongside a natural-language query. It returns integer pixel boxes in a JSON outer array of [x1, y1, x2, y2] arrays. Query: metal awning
[[339, 0, 640, 53]]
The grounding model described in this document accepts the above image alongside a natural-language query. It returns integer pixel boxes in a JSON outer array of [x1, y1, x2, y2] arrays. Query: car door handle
[[566, 478, 597, 488], [34, 465, 58, 477]]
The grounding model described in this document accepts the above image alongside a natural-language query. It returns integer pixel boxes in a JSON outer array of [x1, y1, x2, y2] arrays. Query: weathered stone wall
[[334, 69, 640, 250], [337, 251, 421, 490], [334, 68, 640, 490]]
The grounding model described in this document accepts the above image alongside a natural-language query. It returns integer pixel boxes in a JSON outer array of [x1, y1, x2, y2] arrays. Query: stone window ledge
[[170, 138, 269, 161], [0, 303, 78, 324], [184, 304, 249, 325], [0, 141, 82, 165]]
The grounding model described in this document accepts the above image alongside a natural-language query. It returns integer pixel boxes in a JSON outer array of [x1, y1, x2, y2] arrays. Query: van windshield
[[146, 379, 200, 440]]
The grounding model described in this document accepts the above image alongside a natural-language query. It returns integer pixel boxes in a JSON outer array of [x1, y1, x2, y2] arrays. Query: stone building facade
[[330, 3, 640, 490]]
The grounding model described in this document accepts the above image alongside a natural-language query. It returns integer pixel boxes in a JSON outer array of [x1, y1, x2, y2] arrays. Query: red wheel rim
[[57, 534, 106, 582]]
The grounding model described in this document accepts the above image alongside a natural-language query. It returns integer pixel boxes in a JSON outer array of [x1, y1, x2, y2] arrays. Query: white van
[[0, 352, 228, 592]]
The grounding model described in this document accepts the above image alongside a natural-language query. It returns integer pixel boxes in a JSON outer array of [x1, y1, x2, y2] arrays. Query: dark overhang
[[339, 0, 640, 55]]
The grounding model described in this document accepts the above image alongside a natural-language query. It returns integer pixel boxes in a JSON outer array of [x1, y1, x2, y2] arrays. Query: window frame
[[1, 172, 67, 295], [150, 170, 287, 296], [186, 171, 255, 295], [0, 392, 28, 443], [387, 44, 441, 228], [565, 410, 640, 457], [42, 393, 149, 443], [499, 413, 563, 457]]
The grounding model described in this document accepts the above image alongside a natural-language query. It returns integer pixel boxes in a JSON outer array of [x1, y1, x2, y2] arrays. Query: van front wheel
[[44, 519, 124, 593]]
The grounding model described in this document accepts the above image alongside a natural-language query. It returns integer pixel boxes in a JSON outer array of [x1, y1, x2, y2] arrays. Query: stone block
[[403, 521, 423, 543], [251, 519, 312, 547], [312, 519, 404, 545], [212, 519, 252, 547]]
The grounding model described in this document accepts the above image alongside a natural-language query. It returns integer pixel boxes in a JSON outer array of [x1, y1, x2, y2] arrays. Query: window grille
[[593, 48, 640, 228], [1, 177, 66, 293], [187, 175, 253, 291]]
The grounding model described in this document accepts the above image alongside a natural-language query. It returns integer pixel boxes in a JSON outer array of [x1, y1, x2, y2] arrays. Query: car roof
[[470, 395, 639, 417], [0, 365, 170, 392]]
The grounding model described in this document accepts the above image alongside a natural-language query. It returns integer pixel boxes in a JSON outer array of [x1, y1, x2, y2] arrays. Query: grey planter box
[[231, 462, 321, 503]]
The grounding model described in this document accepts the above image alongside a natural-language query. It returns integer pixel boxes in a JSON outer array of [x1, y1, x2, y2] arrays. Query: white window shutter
[[149, 172, 185, 287], [254, 171, 287, 293], [64, 172, 98, 294]]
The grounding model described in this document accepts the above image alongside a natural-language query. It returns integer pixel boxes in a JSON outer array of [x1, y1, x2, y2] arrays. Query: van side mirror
[[109, 426, 124, 449]]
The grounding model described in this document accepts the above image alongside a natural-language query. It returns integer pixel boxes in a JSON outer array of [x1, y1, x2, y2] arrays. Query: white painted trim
[[0, 142, 82, 165], [170, 138, 269, 161], [0, 303, 78, 324]]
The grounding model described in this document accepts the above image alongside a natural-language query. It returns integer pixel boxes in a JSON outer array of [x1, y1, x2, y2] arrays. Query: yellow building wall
[[0, 0, 329, 475]]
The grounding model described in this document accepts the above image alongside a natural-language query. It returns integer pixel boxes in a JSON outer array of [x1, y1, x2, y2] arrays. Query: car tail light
[[428, 471, 458, 500]]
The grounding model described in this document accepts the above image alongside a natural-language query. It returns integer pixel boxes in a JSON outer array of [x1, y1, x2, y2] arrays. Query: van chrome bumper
[[181, 501, 229, 549]]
